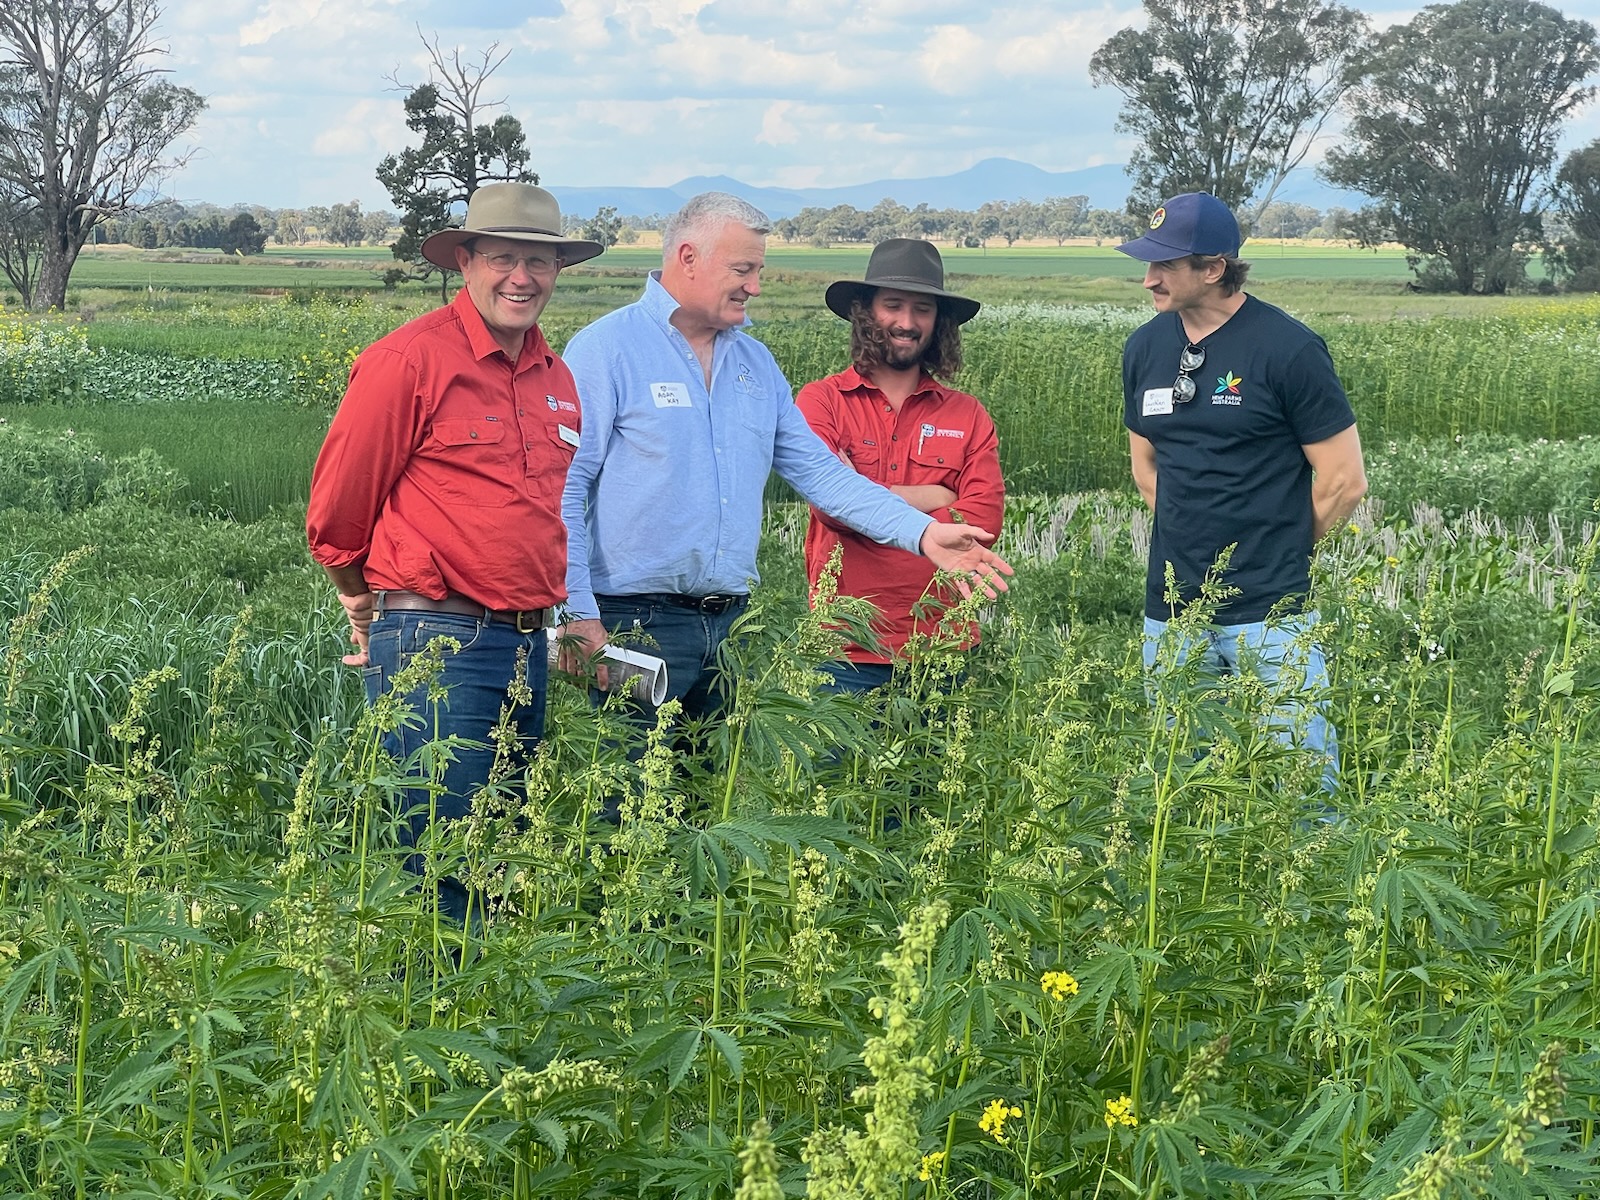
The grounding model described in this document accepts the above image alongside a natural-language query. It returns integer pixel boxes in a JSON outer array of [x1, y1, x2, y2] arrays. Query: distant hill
[[547, 157, 1370, 220]]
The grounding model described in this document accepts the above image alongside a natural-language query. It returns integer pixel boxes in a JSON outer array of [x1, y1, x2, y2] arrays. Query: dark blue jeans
[[594, 594, 747, 723], [818, 660, 895, 695], [362, 611, 547, 923]]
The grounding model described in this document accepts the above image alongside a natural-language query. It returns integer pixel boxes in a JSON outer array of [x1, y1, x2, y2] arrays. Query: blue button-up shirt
[[561, 272, 932, 619]]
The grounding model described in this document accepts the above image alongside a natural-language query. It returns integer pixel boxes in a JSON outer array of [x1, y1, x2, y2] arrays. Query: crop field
[[57, 240, 1423, 299], [0, 257, 1597, 1199]]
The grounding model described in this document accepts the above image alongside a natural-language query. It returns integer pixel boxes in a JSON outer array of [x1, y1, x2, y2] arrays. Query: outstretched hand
[[919, 522, 1013, 599]]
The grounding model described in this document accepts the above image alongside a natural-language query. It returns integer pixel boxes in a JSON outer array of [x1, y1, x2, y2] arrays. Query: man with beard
[[795, 239, 1004, 692]]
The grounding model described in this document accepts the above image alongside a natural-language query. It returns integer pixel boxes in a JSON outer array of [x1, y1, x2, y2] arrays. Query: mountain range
[[546, 157, 1370, 220]]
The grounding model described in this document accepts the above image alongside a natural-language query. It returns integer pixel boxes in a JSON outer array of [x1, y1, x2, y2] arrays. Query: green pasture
[[51, 241, 1551, 331], [6, 285, 1600, 521]]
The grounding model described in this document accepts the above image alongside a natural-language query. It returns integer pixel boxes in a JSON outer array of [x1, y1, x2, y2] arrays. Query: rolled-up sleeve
[[306, 346, 423, 571]]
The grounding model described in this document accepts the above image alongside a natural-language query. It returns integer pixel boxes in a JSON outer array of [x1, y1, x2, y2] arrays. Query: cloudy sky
[[155, 0, 1600, 212]]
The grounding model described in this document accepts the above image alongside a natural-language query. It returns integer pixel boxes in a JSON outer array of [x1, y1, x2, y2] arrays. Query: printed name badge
[[558, 424, 580, 447], [652, 382, 692, 408], [1142, 387, 1175, 417]]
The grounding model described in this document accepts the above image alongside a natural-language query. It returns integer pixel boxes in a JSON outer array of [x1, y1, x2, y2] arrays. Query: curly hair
[[848, 294, 965, 380]]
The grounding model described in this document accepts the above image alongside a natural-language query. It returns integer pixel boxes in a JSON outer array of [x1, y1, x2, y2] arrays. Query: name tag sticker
[[1142, 387, 1175, 417], [652, 382, 692, 408], [557, 424, 581, 447]]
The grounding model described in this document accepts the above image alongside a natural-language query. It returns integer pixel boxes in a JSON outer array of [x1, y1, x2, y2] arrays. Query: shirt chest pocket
[[908, 436, 964, 486], [844, 439, 884, 481], [419, 417, 515, 507], [529, 420, 579, 476]]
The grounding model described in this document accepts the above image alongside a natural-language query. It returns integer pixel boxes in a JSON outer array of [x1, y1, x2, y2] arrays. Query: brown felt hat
[[420, 182, 604, 272], [824, 238, 980, 324]]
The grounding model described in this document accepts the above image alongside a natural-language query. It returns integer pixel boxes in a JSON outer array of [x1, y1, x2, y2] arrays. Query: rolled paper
[[548, 640, 669, 706]]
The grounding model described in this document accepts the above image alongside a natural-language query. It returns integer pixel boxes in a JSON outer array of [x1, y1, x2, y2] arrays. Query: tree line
[[2, 0, 1600, 308], [93, 200, 399, 255]]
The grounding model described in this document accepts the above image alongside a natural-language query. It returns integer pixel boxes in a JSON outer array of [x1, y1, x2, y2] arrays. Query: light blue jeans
[[1142, 613, 1339, 795]]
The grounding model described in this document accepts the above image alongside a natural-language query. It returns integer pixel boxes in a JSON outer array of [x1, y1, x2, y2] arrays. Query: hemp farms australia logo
[[1212, 371, 1243, 406]]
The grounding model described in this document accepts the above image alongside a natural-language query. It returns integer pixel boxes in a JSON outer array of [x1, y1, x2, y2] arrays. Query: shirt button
[[892, 434, 898, 441], [469, 430, 479, 439], [890, 463, 898, 471], [526, 442, 534, 450]]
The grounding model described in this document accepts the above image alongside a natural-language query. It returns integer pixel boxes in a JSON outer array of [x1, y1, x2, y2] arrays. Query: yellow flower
[[1040, 970, 1079, 1001], [1104, 1095, 1137, 1128], [918, 1150, 946, 1181], [1346, 521, 1360, 534], [1385, 555, 1400, 568], [979, 1098, 1023, 1143]]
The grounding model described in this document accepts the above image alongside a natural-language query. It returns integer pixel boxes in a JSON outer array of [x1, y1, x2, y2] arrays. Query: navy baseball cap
[[1116, 192, 1242, 261]]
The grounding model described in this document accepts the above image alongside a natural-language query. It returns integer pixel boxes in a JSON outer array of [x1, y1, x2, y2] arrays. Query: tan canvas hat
[[824, 238, 980, 325], [420, 182, 604, 272]]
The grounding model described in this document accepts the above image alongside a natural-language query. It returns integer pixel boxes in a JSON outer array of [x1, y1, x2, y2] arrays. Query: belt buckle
[[701, 594, 733, 614], [515, 609, 543, 634]]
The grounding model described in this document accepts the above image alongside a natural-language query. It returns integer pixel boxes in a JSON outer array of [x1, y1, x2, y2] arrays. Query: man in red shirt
[[306, 183, 602, 923], [797, 240, 1004, 692]]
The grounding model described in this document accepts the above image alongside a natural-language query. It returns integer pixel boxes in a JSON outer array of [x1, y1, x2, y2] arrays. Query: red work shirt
[[796, 367, 1004, 663], [307, 289, 581, 612]]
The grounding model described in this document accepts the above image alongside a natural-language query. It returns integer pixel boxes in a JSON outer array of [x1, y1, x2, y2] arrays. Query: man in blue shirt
[[559, 192, 1010, 722]]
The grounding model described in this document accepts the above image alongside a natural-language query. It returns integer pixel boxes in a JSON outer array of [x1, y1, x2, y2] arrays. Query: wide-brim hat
[[420, 182, 604, 272], [1116, 192, 1242, 261], [824, 238, 980, 325]]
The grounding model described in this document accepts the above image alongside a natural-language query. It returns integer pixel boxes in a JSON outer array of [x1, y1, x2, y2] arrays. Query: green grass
[[1, 254, 1597, 1200], [0, 480, 1595, 1198], [0, 401, 329, 521]]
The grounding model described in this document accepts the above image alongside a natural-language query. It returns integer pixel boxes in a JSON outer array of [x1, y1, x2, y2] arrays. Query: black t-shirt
[[1122, 295, 1355, 623]]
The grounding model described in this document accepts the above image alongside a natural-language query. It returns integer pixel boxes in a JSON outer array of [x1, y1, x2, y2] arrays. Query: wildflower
[[978, 1098, 1022, 1143], [918, 1150, 945, 1181], [1104, 1095, 1137, 1128], [1385, 555, 1400, 567], [1040, 970, 1079, 1001], [1346, 521, 1360, 534]]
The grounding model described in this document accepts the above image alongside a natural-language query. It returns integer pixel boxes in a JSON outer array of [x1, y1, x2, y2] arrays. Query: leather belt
[[603, 592, 749, 615], [659, 593, 748, 615], [375, 590, 549, 633]]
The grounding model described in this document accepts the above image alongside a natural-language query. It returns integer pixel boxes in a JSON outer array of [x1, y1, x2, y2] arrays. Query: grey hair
[[663, 192, 770, 261]]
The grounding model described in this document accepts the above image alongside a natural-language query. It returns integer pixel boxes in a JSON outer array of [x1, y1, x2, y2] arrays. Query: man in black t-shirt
[[1117, 192, 1368, 797]]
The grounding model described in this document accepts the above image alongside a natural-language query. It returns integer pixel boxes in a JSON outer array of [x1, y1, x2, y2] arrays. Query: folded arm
[[1305, 424, 1368, 540]]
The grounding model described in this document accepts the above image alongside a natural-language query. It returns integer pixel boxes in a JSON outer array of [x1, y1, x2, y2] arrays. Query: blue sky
[[156, 0, 1600, 212]]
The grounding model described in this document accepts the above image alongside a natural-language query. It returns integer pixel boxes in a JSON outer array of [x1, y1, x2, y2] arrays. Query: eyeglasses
[[1173, 343, 1205, 403], [474, 250, 561, 277]]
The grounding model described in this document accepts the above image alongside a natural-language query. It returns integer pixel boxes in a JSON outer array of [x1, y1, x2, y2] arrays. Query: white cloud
[[146, 0, 1600, 211]]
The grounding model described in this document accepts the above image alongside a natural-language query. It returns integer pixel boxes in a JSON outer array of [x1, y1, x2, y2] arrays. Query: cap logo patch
[[1149, 207, 1167, 230]]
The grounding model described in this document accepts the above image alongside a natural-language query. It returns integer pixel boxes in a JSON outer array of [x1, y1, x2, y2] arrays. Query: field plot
[[0, 273, 1596, 1198]]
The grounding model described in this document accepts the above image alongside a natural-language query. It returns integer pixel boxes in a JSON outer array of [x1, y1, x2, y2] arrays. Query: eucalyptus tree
[[0, 0, 203, 308], [1090, 0, 1368, 227], [376, 32, 534, 290], [1547, 140, 1600, 290], [1324, 0, 1599, 294]]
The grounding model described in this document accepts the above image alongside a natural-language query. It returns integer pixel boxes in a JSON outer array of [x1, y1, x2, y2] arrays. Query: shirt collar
[[450, 287, 554, 366], [839, 364, 941, 400], [641, 269, 753, 332]]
